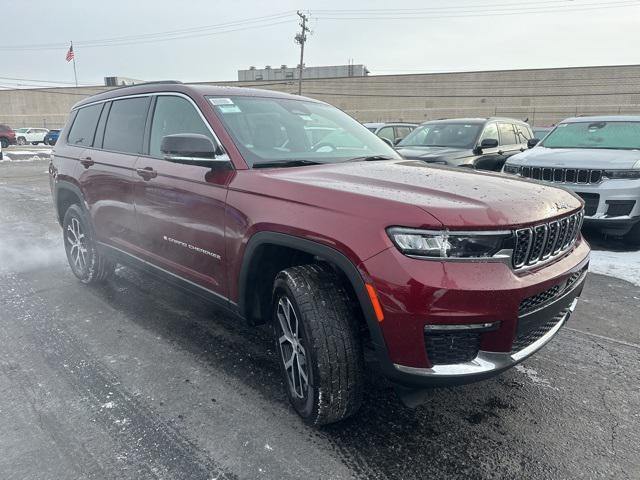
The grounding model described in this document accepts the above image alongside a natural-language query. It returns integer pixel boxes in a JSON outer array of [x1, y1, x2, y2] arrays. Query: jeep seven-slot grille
[[518, 166, 603, 184], [512, 211, 583, 269]]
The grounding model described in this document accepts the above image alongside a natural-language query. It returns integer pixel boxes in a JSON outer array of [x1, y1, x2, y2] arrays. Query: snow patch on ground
[[589, 249, 640, 286], [101, 401, 115, 409], [1, 154, 48, 162], [515, 365, 556, 389]]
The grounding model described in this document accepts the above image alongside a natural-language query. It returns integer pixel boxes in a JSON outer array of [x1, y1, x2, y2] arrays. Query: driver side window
[[479, 123, 498, 144], [149, 96, 216, 158]]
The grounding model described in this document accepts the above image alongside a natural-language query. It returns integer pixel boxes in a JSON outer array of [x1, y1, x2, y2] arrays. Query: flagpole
[[71, 41, 78, 87]]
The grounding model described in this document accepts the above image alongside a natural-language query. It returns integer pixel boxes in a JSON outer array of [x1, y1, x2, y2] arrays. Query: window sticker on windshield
[[209, 97, 234, 106], [217, 104, 241, 113], [464, 125, 472, 128]]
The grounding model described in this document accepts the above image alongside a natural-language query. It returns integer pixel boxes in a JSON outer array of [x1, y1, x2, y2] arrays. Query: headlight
[[603, 169, 640, 179], [503, 164, 520, 175], [387, 228, 511, 259]]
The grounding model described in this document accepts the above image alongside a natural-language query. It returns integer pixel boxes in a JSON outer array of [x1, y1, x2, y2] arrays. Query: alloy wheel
[[66, 216, 88, 274], [276, 296, 309, 399]]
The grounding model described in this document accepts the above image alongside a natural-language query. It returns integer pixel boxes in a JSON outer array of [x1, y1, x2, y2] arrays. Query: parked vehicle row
[[0, 124, 60, 147], [50, 83, 588, 425]]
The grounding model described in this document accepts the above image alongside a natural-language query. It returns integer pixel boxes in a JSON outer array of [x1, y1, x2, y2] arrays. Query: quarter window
[[103, 97, 150, 154], [498, 123, 518, 145], [149, 96, 215, 158], [67, 104, 103, 147]]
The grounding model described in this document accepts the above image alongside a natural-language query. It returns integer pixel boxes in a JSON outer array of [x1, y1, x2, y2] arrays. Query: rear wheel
[[623, 222, 640, 246], [62, 204, 115, 283], [0, 138, 8, 148], [272, 264, 364, 425]]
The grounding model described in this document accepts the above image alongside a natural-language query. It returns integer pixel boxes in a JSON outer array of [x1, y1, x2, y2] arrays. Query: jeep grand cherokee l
[[50, 83, 590, 425], [503, 116, 640, 245]]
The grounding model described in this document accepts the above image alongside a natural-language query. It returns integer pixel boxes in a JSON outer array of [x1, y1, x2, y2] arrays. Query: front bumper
[[360, 236, 589, 388]]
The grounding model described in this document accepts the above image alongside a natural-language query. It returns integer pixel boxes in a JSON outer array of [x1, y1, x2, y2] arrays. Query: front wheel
[[62, 204, 115, 283], [17, 137, 26, 145], [0, 138, 8, 148], [272, 264, 364, 425]]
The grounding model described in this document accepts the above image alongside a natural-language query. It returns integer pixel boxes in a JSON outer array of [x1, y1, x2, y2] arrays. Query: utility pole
[[295, 11, 310, 95]]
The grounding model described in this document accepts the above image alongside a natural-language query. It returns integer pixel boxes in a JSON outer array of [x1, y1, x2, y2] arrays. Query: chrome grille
[[514, 166, 603, 184], [512, 211, 584, 269]]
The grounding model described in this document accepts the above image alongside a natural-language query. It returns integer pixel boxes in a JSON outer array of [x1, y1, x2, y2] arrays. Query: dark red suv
[[49, 83, 590, 425], [0, 124, 17, 148]]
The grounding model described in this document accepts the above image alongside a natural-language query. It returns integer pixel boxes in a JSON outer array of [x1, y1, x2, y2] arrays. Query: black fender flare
[[238, 231, 391, 363], [53, 180, 87, 224]]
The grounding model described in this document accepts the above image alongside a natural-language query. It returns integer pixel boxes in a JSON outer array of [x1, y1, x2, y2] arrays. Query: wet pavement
[[1, 160, 639, 479]]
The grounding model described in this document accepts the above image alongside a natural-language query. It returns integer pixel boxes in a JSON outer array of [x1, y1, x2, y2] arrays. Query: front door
[[132, 94, 231, 299]]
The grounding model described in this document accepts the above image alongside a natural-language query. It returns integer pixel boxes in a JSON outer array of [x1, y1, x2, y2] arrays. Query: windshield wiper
[[253, 159, 323, 169], [345, 155, 396, 162]]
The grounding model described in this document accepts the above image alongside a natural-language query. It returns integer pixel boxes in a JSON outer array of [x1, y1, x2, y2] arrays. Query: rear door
[[78, 96, 150, 251], [132, 93, 231, 299], [473, 122, 503, 170]]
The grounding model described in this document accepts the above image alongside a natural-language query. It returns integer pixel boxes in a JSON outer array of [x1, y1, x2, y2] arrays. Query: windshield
[[397, 123, 482, 148], [208, 96, 400, 167], [541, 121, 640, 150]]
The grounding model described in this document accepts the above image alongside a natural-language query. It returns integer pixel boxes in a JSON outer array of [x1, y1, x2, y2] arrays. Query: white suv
[[503, 116, 640, 245], [15, 128, 49, 145]]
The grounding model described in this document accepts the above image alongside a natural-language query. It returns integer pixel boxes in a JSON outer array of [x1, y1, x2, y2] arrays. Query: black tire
[[623, 222, 640, 246], [17, 137, 26, 146], [0, 138, 8, 149], [272, 264, 364, 425], [62, 204, 115, 284]]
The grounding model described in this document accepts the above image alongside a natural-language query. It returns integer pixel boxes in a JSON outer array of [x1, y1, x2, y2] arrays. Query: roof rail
[[109, 80, 183, 91]]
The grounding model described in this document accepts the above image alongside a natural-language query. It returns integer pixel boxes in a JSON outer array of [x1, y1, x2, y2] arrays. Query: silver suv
[[503, 116, 640, 245]]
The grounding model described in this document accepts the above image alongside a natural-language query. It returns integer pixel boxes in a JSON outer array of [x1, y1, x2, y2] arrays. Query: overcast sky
[[2, 0, 639, 87]]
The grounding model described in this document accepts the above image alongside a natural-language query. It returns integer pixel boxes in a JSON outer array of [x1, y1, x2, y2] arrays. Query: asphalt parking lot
[[1, 159, 639, 480]]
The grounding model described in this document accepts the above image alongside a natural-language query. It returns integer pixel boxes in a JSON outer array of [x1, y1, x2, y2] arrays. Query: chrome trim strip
[[98, 241, 236, 305], [424, 321, 500, 332], [394, 298, 578, 378]]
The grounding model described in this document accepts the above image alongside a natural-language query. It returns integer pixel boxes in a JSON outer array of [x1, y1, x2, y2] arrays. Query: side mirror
[[480, 138, 499, 149], [381, 137, 393, 147], [527, 138, 540, 149], [161, 134, 227, 165]]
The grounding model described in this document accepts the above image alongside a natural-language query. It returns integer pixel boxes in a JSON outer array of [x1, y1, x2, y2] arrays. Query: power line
[[0, 12, 297, 51], [315, 0, 640, 20]]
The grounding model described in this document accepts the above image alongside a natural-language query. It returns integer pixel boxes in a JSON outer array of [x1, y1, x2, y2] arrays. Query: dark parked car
[[504, 116, 640, 244], [0, 124, 17, 148], [44, 129, 61, 145], [395, 117, 534, 171], [50, 83, 589, 425], [363, 122, 418, 145]]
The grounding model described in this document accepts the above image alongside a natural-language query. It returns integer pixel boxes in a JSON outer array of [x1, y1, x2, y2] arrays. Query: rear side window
[[498, 123, 517, 145], [103, 97, 150, 154], [149, 96, 215, 158], [395, 126, 413, 140], [67, 104, 103, 147]]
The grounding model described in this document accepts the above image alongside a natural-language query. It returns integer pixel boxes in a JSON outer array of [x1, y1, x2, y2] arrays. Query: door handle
[[80, 156, 94, 168], [136, 167, 157, 180]]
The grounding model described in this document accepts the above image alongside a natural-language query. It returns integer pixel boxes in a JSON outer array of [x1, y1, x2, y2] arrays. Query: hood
[[508, 146, 640, 169], [256, 160, 581, 229], [395, 146, 470, 162]]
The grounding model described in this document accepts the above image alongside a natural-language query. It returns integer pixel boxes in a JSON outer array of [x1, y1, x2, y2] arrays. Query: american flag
[[66, 44, 74, 62]]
